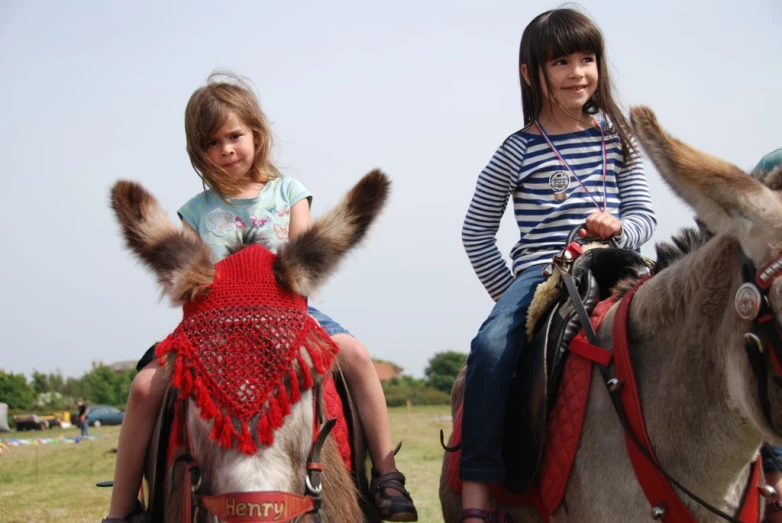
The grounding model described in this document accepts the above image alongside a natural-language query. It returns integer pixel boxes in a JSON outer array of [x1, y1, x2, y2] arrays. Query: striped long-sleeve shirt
[[462, 124, 657, 301]]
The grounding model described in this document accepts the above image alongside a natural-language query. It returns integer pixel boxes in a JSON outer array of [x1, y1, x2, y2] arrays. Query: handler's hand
[[579, 211, 621, 240]]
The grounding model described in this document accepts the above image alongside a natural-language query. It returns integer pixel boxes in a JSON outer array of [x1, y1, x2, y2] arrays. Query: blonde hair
[[185, 71, 281, 197]]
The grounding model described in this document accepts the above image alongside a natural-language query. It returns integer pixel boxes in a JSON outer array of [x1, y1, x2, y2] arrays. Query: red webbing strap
[[613, 281, 699, 523], [200, 491, 315, 522], [736, 457, 762, 523], [569, 337, 613, 367]]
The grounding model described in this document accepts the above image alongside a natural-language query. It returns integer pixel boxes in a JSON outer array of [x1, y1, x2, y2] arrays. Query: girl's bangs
[[540, 16, 602, 61], [197, 99, 230, 146]]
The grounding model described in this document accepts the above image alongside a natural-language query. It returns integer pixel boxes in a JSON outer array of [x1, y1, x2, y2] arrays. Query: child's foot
[[370, 468, 418, 521]]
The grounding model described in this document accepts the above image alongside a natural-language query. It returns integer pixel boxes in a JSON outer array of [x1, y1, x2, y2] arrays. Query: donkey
[[440, 107, 782, 522], [111, 170, 390, 522]]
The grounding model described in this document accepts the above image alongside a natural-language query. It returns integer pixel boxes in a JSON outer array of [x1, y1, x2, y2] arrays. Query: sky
[[0, 0, 780, 380]]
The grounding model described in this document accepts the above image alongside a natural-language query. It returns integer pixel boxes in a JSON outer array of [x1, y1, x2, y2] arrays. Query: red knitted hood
[[156, 244, 339, 455]]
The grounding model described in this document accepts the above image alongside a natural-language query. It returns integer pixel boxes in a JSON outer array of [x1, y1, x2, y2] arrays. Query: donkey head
[[110, 169, 390, 303], [630, 107, 782, 436]]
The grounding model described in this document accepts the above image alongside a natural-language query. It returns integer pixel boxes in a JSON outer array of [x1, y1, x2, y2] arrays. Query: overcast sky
[[1, 0, 779, 380]]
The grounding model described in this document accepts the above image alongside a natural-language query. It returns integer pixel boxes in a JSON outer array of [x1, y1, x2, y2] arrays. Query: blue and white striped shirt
[[462, 124, 656, 301]]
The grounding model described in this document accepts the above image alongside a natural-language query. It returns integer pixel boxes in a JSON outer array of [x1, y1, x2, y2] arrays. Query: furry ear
[[110, 180, 215, 304], [274, 169, 390, 296], [630, 106, 782, 242]]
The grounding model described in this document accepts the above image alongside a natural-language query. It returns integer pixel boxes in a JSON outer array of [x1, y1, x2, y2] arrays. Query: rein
[[556, 249, 765, 522], [175, 384, 335, 523]]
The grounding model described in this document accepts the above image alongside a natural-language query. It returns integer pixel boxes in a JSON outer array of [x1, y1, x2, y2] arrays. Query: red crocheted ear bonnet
[[156, 244, 339, 455]]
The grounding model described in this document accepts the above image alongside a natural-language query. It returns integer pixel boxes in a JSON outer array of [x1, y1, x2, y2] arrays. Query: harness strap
[[612, 281, 761, 523], [200, 491, 315, 522], [306, 417, 337, 502], [612, 281, 700, 523], [558, 269, 762, 522]]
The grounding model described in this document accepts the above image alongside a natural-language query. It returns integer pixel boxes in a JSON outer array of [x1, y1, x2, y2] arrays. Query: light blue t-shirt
[[178, 177, 312, 262]]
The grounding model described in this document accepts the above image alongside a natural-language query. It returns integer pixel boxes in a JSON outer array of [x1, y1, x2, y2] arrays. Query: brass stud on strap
[[606, 378, 624, 392], [759, 484, 778, 498], [651, 505, 666, 520]]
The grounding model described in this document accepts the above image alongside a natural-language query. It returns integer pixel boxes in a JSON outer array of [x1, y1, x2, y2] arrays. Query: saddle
[[502, 246, 651, 494]]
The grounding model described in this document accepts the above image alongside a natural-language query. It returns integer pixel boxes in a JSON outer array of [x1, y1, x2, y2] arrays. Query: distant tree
[[62, 376, 84, 399], [47, 370, 65, 394], [424, 351, 468, 393], [80, 363, 135, 406], [0, 370, 36, 410], [31, 370, 49, 394]]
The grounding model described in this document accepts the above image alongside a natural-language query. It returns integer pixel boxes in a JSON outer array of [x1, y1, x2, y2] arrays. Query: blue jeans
[[763, 445, 782, 474], [460, 266, 547, 482], [80, 419, 89, 437]]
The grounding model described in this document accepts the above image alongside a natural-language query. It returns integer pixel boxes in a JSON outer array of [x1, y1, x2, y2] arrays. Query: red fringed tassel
[[209, 414, 222, 442], [237, 424, 257, 455], [217, 414, 237, 449], [277, 382, 291, 417], [194, 378, 218, 420], [257, 411, 273, 446], [307, 339, 326, 374], [179, 361, 194, 397], [268, 397, 283, 431], [298, 354, 314, 390], [289, 368, 301, 403], [171, 357, 184, 390]]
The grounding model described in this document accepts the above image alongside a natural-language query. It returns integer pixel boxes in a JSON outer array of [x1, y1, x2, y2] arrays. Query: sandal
[[460, 508, 513, 523], [370, 468, 418, 522]]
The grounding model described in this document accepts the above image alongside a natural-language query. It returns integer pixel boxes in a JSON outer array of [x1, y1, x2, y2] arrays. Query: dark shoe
[[460, 508, 513, 523], [370, 468, 418, 522]]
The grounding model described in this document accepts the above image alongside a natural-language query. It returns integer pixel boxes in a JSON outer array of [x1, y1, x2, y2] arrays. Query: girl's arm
[[289, 199, 311, 240], [182, 221, 198, 235], [462, 140, 520, 301], [615, 138, 657, 250]]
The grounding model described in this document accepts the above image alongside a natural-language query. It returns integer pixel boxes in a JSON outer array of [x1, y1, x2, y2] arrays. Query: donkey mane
[[225, 228, 274, 257]]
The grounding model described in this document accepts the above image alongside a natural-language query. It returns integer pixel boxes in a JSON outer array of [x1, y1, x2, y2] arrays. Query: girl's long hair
[[185, 71, 281, 198], [519, 8, 633, 157]]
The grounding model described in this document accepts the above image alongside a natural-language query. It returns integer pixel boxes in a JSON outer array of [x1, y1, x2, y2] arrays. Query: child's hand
[[579, 211, 621, 240]]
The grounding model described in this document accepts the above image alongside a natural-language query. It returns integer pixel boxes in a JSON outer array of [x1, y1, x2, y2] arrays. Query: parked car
[[84, 405, 124, 427]]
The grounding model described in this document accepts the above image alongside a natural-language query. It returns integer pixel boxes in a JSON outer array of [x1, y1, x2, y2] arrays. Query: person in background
[[76, 400, 89, 437]]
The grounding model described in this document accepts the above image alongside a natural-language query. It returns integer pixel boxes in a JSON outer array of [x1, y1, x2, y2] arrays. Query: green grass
[[0, 405, 453, 522]]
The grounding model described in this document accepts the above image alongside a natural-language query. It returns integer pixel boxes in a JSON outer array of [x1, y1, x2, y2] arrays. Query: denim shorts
[[308, 306, 351, 337], [135, 307, 349, 372]]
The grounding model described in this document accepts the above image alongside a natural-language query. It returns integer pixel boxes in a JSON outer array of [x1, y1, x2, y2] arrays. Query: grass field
[[0, 405, 453, 522]]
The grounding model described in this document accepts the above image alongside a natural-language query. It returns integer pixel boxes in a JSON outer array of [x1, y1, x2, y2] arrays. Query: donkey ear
[[110, 181, 215, 304], [274, 169, 390, 296], [630, 106, 782, 242]]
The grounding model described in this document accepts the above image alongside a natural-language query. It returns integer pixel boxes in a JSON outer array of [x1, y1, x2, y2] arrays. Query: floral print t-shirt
[[178, 177, 312, 262]]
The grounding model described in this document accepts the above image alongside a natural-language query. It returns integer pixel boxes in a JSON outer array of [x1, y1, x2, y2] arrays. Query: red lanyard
[[534, 118, 607, 212]]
